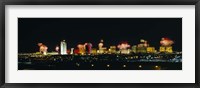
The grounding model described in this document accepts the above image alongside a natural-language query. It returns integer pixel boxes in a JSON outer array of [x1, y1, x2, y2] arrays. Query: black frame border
[[0, 0, 200, 88]]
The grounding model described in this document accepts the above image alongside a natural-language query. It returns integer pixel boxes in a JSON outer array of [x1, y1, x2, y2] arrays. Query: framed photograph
[[0, 0, 199, 88]]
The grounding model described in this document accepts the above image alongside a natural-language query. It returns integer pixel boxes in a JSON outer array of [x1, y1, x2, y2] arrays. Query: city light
[[160, 37, 174, 46], [55, 46, 59, 52], [139, 65, 142, 68], [60, 40, 67, 55], [18, 18, 182, 70], [107, 64, 110, 67], [123, 65, 126, 68], [35, 38, 178, 56], [37, 43, 48, 55], [19, 38, 182, 70]]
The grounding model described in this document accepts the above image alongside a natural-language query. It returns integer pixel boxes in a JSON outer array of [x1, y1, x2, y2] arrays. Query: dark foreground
[[18, 54, 182, 70]]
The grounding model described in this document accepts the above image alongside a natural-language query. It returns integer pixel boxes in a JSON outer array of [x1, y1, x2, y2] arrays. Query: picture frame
[[0, 0, 199, 88]]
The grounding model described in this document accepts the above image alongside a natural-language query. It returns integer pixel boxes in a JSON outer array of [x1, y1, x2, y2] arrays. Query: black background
[[18, 18, 182, 53]]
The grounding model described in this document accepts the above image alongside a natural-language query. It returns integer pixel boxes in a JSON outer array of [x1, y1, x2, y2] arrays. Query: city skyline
[[32, 38, 176, 55], [18, 18, 182, 70], [18, 18, 182, 53]]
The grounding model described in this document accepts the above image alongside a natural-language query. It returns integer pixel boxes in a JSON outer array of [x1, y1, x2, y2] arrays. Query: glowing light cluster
[[60, 40, 67, 55], [117, 42, 130, 49], [55, 46, 59, 52], [138, 39, 149, 47], [77, 44, 85, 54], [98, 43, 103, 48], [38, 43, 48, 55], [85, 43, 93, 54], [160, 38, 174, 46], [98, 39, 104, 49], [77, 44, 85, 49]]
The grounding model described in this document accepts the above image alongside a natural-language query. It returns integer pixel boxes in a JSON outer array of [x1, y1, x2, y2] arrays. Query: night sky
[[18, 18, 182, 53]]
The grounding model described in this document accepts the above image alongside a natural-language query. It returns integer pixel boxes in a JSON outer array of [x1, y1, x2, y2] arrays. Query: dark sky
[[18, 18, 182, 53]]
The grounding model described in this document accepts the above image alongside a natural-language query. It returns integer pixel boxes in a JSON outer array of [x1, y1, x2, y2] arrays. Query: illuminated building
[[108, 46, 116, 54], [140, 39, 149, 47], [159, 46, 173, 53], [159, 47, 165, 52], [70, 48, 74, 54], [159, 38, 174, 53], [98, 39, 107, 54], [136, 39, 149, 53], [117, 42, 130, 54], [147, 47, 156, 53], [137, 47, 147, 53], [85, 43, 92, 54], [166, 46, 173, 53], [55, 46, 59, 54], [55, 46, 59, 52], [91, 48, 97, 55], [160, 37, 174, 46], [119, 49, 130, 54], [74, 49, 79, 54], [131, 45, 137, 53], [77, 44, 86, 55], [38, 43, 48, 55], [60, 40, 67, 55], [98, 47, 107, 54], [98, 39, 104, 49], [67, 50, 70, 54]]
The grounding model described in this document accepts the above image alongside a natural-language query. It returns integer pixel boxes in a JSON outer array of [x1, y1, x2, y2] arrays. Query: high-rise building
[[77, 44, 86, 55], [159, 38, 174, 53], [98, 39, 107, 54], [85, 43, 92, 54], [38, 43, 48, 55], [98, 39, 104, 49], [136, 39, 149, 53], [60, 40, 67, 55], [70, 48, 74, 54], [117, 42, 130, 54]]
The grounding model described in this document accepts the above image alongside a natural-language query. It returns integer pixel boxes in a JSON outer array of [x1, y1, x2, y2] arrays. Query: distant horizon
[[18, 18, 182, 53]]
